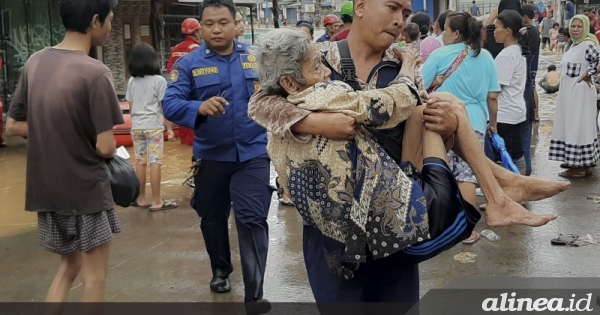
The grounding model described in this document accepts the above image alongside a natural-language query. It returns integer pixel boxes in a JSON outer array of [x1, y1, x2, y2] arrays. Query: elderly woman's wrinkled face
[[280, 44, 331, 95], [301, 45, 331, 87]]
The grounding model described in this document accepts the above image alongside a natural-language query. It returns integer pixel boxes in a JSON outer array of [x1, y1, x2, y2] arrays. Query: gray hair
[[251, 28, 312, 95]]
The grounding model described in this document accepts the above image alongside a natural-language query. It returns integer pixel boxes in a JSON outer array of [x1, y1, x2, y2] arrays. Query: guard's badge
[[240, 54, 257, 69], [170, 69, 179, 83], [253, 82, 261, 93]]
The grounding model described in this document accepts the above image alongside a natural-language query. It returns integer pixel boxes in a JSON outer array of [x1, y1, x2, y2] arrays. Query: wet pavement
[[1, 51, 600, 302]]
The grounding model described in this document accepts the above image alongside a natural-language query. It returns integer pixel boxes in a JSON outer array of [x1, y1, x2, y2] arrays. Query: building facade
[[0, 0, 194, 106]]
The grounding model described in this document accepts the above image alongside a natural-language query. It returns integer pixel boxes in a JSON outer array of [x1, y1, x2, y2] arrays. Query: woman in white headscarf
[[549, 14, 600, 177]]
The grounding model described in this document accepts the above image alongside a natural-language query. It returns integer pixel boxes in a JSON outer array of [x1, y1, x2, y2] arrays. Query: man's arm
[[7, 67, 28, 137], [162, 58, 205, 130], [486, 92, 499, 133], [96, 130, 117, 158], [248, 91, 356, 141], [90, 71, 125, 159], [538, 74, 547, 87], [6, 118, 27, 137], [295, 76, 418, 129]]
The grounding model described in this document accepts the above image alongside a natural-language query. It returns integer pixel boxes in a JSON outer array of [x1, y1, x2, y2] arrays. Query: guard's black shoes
[[209, 275, 231, 293], [245, 298, 272, 315]]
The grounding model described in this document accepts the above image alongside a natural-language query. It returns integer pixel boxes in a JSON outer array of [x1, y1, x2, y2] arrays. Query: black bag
[[106, 156, 140, 207]]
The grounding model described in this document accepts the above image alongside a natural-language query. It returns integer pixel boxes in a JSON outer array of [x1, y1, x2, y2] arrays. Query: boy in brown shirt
[[6, 0, 123, 303]]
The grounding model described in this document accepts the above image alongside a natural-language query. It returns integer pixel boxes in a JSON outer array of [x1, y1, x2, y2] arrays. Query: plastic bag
[[489, 133, 520, 174], [106, 156, 140, 207]]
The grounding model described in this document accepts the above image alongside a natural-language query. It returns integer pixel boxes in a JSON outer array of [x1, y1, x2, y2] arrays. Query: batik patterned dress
[[264, 78, 431, 272]]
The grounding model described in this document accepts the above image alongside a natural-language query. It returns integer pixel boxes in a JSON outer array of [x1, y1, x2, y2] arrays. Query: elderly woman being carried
[[252, 28, 566, 274]]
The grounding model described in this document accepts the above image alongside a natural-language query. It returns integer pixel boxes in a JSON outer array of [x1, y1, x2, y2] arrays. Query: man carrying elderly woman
[[248, 0, 569, 304]]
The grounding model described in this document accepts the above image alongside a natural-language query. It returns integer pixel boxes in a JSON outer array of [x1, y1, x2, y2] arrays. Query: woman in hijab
[[549, 15, 600, 177]]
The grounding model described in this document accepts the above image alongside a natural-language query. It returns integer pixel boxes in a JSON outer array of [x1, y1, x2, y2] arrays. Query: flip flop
[[559, 170, 587, 178], [149, 199, 178, 211], [551, 234, 579, 245], [462, 231, 481, 244]]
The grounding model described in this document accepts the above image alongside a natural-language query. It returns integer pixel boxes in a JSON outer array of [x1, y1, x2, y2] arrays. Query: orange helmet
[[323, 14, 339, 26], [181, 18, 201, 35]]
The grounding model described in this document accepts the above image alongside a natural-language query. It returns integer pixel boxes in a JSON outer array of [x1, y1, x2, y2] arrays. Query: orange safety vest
[[166, 36, 200, 73]]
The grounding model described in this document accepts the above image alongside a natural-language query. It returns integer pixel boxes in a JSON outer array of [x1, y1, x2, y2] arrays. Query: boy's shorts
[[132, 129, 164, 164], [38, 210, 121, 254]]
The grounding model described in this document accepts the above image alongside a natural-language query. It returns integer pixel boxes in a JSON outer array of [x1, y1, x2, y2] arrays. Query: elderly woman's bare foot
[[485, 196, 557, 227], [499, 176, 570, 204]]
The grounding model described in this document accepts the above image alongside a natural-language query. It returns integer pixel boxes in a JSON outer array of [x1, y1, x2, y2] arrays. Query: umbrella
[[490, 133, 520, 174]]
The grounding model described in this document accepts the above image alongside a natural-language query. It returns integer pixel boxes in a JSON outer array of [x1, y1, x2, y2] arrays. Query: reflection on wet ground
[[1, 51, 600, 302]]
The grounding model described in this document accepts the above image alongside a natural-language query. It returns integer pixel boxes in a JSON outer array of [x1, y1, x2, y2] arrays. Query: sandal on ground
[[551, 234, 591, 247], [551, 234, 579, 245], [559, 169, 587, 178], [149, 199, 178, 211], [462, 231, 481, 244]]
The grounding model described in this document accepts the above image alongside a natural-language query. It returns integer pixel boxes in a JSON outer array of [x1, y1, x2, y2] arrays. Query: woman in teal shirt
[[421, 11, 501, 243]]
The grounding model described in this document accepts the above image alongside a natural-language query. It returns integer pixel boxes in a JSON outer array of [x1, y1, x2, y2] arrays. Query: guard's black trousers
[[192, 154, 273, 301]]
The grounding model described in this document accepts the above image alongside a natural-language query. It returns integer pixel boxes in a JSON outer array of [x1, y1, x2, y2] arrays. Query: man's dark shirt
[[484, 25, 504, 58], [526, 24, 541, 73]]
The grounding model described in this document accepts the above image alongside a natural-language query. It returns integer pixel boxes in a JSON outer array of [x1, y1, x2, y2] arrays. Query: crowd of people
[[3, 0, 598, 312]]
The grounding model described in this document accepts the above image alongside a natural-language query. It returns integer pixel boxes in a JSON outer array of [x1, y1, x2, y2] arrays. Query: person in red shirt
[[330, 2, 353, 41], [166, 18, 201, 146], [584, 8, 600, 32]]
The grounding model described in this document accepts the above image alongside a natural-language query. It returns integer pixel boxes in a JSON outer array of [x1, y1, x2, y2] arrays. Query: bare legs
[[447, 103, 561, 226], [402, 103, 567, 227], [43, 243, 111, 315], [46, 253, 82, 302], [135, 164, 148, 206], [135, 163, 163, 208]]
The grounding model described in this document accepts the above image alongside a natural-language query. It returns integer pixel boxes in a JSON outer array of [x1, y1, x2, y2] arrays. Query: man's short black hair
[[296, 22, 314, 36], [584, 7, 592, 13], [59, 0, 117, 34], [548, 65, 556, 71], [341, 14, 353, 24], [128, 43, 161, 77], [200, 0, 237, 21], [521, 5, 535, 19]]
